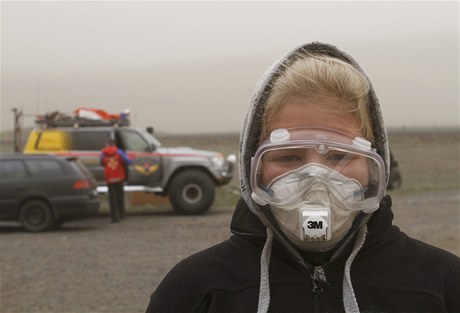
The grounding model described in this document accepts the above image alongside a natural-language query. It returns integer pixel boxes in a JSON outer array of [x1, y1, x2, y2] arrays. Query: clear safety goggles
[[250, 127, 386, 212]]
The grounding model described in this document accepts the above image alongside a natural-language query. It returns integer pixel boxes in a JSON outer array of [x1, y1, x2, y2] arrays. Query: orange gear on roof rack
[[35, 108, 130, 128], [73, 108, 120, 120]]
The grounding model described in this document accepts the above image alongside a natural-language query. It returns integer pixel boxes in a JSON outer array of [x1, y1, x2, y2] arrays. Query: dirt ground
[[0, 189, 459, 313], [0, 130, 459, 313]]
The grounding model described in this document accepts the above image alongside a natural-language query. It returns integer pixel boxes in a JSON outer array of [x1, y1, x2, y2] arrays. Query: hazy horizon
[[1, 1, 459, 134]]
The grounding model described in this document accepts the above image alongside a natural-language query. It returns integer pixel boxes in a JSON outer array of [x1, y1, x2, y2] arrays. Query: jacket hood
[[102, 146, 118, 155], [239, 41, 390, 216]]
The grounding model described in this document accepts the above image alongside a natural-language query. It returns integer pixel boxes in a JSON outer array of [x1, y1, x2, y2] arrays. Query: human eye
[[325, 152, 353, 164], [278, 155, 302, 163], [265, 149, 303, 165], [327, 152, 351, 162]]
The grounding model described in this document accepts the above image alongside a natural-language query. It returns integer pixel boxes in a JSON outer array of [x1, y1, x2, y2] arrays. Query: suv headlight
[[226, 154, 237, 165], [211, 154, 225, 168]]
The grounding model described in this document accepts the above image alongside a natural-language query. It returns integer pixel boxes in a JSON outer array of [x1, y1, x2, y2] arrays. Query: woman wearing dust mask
[[146, 42, 460, 313]]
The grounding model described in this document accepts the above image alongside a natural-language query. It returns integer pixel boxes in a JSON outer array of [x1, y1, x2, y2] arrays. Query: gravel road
[[1, 190, 459, 313]]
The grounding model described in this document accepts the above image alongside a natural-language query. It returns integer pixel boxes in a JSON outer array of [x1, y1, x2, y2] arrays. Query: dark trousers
[[108, 182, 125, 222]]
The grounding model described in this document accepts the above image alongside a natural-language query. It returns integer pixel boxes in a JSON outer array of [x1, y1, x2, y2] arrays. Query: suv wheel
[[20, 200, 55, 232], [388, 168, 402, 190], [169, 170, 215, 215]]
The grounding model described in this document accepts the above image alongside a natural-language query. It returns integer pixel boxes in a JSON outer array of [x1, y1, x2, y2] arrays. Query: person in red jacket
[[100, 139, 132, 223]]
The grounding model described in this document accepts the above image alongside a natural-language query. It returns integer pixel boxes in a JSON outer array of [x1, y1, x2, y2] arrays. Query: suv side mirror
[[146, 127, 154, 135], [150, 143, 157, 152]]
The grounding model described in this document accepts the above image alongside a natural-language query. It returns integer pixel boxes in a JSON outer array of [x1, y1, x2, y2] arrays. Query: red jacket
[[100, 146, 130, 184]]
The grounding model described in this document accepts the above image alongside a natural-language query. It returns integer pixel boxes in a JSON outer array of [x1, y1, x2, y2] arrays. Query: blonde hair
[[262, 54, 374, 143]]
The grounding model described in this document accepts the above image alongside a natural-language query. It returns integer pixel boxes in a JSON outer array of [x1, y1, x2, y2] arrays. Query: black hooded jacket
[[146, 196, 460, 313]]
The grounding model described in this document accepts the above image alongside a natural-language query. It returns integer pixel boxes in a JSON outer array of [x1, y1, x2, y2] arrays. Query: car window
[[0, 160, 27, 180], [120, 130, 149, 151], [138, 128, 162, 148], [24, 159, 64, 178], [67, 158, 92, 178], [73, 130, 110, 151]]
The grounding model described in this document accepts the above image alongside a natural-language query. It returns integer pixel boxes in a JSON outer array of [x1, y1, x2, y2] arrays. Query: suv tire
[[388, 168, 402, 190], [20, 200, 55, 232], [169, 170, 215, 215]]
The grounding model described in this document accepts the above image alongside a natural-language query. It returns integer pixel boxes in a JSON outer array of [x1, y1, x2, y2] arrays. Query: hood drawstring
[[257, 224, 368, 313], [257, 227, 273, 313], [343, 224, 368, 313]]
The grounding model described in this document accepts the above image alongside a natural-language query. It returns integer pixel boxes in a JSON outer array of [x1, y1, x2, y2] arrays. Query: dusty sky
[[1, 1, 459, 134]]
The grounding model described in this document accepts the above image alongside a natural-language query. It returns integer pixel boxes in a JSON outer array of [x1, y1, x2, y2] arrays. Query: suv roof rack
[[35, 109, 130, 128]]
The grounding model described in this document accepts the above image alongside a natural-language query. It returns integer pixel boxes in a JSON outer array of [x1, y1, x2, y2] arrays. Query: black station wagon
[[0, 154, 99, 232]]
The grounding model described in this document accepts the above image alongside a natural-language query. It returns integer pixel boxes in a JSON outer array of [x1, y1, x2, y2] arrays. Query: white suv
[[24, 124, 236, 215]]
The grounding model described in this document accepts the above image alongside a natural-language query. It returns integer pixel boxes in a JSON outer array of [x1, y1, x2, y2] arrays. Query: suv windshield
[[120, 128, 161, 152], [138, 128, 162, 148]]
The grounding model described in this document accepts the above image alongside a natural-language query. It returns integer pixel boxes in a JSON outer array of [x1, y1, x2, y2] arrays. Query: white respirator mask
[[250, 127, 386, 252]]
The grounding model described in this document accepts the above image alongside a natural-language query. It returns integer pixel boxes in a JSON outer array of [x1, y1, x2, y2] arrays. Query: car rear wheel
[[20, 200, 55, 232], [169, 170, 215, 215]]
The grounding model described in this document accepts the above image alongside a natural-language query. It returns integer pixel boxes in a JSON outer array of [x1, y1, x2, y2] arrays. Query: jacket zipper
[[231, 230, 266, 238], [310, 270, 324, 313], [234, 229, 325, 312]]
